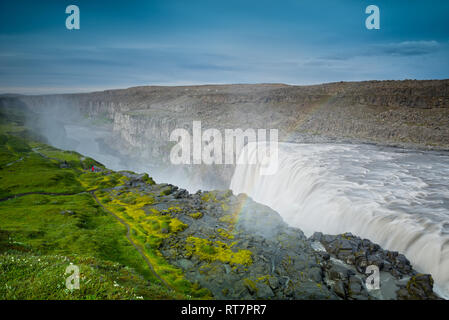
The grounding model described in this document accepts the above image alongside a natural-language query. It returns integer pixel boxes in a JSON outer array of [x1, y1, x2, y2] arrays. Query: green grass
[[97, 191, 211, 299], [0, 153, 85, 198], [0, 128, 87, 198], [34, 145, 84, 162], [0, 249, 180, 300], [0, 133, 29, 167], [0, 120, 181, 299], [0, 194, 163, 282], [0, 110, 206, 299], [0, 126, 118, 199]]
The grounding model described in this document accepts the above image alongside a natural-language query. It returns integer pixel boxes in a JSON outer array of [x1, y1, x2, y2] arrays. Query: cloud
[[374, 40, 440, 56], [0, 31, 447, 94], [312, 40, 443, 64]]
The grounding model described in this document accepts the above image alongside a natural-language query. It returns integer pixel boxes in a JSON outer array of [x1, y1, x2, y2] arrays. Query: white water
[[230, 142, 449, 298]]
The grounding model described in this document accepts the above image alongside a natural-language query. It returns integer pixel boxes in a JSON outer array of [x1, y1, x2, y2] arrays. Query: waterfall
[[230, 142, 449, 298]]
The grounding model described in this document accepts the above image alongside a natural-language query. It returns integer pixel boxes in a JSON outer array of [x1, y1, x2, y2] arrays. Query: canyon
[[1, 80, 448, 299], [2, 80, 448, 189]]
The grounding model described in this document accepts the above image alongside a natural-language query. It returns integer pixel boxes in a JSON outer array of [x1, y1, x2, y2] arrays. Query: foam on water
[[230, 142, 449, 298]]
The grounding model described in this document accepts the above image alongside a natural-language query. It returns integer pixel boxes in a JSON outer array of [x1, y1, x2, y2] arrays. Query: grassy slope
[[94, 190, 211, 298], [0, 107, 183, 299]]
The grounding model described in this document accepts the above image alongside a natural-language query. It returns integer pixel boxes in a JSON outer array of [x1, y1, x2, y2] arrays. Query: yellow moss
[[95, 189, 210, 298], [243, 278, 258, 292], [169, 218, 188, 233], [188, 212, 203, 219], [116, 192, 154, 206], [78, 172, 129, 191], [118, 176, 129, 185], [185, 236, 252, 266], [162, 206, 182, 214], [218, 202, 241, 227], [201, 193, 211, 202], [200, 192, 219, 203], [221, 203, 229, 212], [256, 275, 271, 283], [219, 214, 237, 225], [216, 228, 234, 240]]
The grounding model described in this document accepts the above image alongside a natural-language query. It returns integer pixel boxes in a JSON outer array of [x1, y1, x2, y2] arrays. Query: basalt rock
[[7, 80, 449, 190], [118, 171, 441, 300], [310, 232, 442, 300]]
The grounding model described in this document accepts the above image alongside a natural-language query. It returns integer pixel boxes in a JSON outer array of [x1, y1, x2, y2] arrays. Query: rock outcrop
[[118, 172, 442, 300]]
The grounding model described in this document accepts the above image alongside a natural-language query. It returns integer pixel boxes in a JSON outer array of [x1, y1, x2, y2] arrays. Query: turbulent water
[[230, 142, 449, 298], [49, 124, 449, 298]]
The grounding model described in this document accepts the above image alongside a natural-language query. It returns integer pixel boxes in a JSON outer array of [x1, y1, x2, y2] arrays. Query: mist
[[23, 99, 225, 193]]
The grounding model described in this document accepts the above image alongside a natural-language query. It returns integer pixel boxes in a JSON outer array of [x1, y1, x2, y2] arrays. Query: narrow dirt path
[[0, 154, 177, 293], [4, 157, 24, 167], [90, 191, 175, 292]]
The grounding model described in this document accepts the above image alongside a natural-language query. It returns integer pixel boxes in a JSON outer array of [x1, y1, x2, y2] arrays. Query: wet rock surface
[[310, 232, 442, 300], [123, 173, 441, 300]]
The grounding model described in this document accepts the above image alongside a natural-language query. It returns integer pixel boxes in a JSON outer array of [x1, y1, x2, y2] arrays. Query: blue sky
[[0, 0, 448, 94]]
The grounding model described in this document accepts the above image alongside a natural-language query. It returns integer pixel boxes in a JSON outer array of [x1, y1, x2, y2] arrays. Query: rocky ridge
[[114, 172, 441, 300], [3, 80, 448, 189]]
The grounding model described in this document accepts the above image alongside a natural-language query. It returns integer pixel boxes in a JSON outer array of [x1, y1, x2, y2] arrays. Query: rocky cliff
[[3, 80, 449, 188], [1, 84, 446, 300]]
